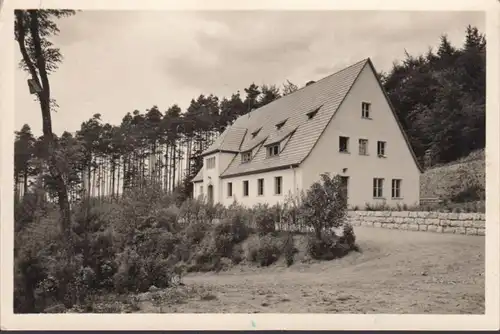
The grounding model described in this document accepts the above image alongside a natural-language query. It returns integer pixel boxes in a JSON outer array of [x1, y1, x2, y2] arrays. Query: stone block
[[403, 217, 414, 224], [416, 211, 429, 218], [472, 221, 485, 229], [427, 212, 439, 218], [455, 227, 467, 235], [392, 211, 408, 217], [419, 224, 428, 231], [450, 220, 465, 227], [461, 220, 473, 228], [465, 227, 478, 235], [408, 224, 419, 231], [439, 219, 451, 227], [400, 224, 409, 230], [415, 218, 425, 225], [374, 222, 382, 228], [426, 218, 440, 226], [384, 223, 395, 229], [477, 228, 485, 236], [443, 226, 456, 234], [427, 225, 438, 233], [409, 211, 419, 218], [448, 213, 460, 220], [458, 213, 473, 220], [475, 214, 486, 221], [362, 221, 374, 227], [438, 212, 450, 219], [394, 217, 404, 224]]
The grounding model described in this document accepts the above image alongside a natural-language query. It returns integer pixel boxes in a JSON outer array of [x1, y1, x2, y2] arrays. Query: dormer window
[[241, 151, 252, 163], [267, 144, 280, 157], [307, 107, 320, 120], [275, 120, 287, 130], [251, 127, 261, 138]]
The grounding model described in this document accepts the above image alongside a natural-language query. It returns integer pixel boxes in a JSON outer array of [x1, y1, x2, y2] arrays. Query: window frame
[[206, 157, 216, 169], [373, 178, 384, 198], [227, 182, 233, 197], [377, 141, 386, 157], [243, 180, 249, 197], [257, 178, 264, 196], [362, 102, 371, 119], [274, 176, 283, 195], [241, 151, 252, 163], [391, 179, 402, 199], [339, 136, 350, 153], [358, 138, 368, 155], [267, 144, 280, 157]]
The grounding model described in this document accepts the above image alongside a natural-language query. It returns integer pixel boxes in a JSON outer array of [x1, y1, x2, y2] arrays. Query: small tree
[[300, 173, 347, 240]]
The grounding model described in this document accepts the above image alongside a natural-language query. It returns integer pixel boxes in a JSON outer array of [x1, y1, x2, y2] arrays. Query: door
[[339, 176, 349, 203], [207, 184, 214, 204]]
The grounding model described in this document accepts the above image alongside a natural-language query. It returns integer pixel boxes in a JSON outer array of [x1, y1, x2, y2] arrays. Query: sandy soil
[[137, 227, 484, 314]]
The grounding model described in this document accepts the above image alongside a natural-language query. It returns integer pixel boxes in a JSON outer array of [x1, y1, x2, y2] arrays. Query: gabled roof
[[192, 57, 423, 182], [219, 58, 370, 178], [201, 126, 247, 156], [192, 168, 203, 182]]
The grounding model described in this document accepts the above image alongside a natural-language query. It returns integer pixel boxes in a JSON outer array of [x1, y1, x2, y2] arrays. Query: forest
[[14, 24, 486, 206]]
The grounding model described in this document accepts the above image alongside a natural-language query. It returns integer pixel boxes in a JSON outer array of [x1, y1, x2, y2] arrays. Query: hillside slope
[[420, 149, 485, 200]]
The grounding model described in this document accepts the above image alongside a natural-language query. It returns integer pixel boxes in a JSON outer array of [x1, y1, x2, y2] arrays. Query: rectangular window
[[257, 178, 264, 196], [274, 176, 282, 195], [206, 157, 216, 169], [377, 141, 386, 157], [362, 102, 371, 118], [243, 180, 249, 197], [227, 182, 233, 197], [339, 136, 349, 153], [200, 185, 204, 195], [373, 178, 384, 198], [267, 144, 280, 157], [392, 179, 402, 198], [241, 151, 252, 163], [359, 139, 368, 155]]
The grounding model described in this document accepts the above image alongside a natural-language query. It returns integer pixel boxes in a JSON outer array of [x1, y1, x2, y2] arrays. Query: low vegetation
[[14, 173, 359, 313]]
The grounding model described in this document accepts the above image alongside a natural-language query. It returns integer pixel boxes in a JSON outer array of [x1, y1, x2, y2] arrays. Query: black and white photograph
[[1, 0, 499, 331]]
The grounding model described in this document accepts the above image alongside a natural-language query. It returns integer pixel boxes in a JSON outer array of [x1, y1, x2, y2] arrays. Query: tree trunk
[[17, 10, 72, 244], [23, 169, 28, 196]]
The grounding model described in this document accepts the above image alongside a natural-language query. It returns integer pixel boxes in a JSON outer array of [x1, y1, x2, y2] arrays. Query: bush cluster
[[14, 173, 358, 313]]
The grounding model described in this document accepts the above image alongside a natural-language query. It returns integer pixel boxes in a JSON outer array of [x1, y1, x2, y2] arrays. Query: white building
[[192, 58, 422, 208]]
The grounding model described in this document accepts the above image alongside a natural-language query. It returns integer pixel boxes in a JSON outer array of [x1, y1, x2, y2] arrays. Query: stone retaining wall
[[347, 211, 485, 236]]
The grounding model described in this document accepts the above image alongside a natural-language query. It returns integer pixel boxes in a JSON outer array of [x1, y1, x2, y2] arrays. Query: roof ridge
[[282, 57, 370, 96], [238, 58, 370, 120]]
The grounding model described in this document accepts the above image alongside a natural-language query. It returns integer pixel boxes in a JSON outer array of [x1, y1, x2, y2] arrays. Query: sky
[[14, 10, 485, 136]]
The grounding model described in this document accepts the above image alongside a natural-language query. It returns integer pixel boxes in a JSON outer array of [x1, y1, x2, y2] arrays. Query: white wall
[[301, 62, 421, 208], [220, 167, 302, 207], [193, 152, 237, 203]]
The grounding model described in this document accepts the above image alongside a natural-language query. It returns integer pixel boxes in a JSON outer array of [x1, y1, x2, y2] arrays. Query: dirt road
[[146, 227, 485, 314]]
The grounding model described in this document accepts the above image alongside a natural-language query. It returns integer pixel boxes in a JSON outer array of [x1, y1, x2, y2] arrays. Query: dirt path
[[148, 227, 485, 314]]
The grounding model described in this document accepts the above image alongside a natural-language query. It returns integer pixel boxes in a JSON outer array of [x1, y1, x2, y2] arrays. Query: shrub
[[300, 173, 348, 240], [231, 244, 244, 265], [306, 224, 358, 260], [253, 203, 276, 235], [183, 220, 209, 246], [246, 234, 282, 267]]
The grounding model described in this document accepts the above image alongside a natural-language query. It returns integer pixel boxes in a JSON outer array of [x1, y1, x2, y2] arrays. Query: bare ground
[[135, 227, 484, 314]]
